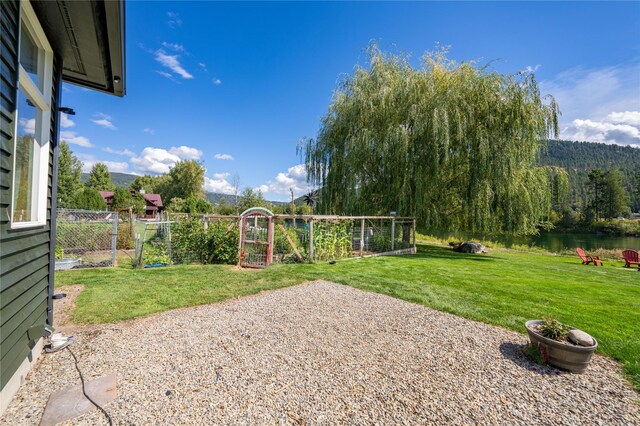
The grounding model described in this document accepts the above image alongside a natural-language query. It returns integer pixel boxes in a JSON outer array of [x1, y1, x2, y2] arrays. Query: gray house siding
[[0, 0, 61, 390]]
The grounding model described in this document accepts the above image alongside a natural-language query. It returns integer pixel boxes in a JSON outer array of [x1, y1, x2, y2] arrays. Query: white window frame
[[11, 0, 53, 229]]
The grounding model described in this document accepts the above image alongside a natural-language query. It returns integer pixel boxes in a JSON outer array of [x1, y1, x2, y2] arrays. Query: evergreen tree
[[587, 169, 606, 220], [56, 141, 82, 208], [602, 169, 630, 218], [72, 187, 107, 210], [86, 163, 114, 191]]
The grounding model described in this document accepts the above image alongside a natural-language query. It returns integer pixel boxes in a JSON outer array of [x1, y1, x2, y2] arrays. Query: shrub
[[538, 317, 569, 341], [117, 222, 133, 249], [170, 217, 239, 265], [72, 187, 106, 210], [142, 238, 170, 265]]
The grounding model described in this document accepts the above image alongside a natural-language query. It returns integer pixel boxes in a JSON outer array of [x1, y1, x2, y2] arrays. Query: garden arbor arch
[[240, 207, 274, 268]]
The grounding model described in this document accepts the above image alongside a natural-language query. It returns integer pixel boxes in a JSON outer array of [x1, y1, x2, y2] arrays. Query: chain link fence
[[55, 209, 118, 269]]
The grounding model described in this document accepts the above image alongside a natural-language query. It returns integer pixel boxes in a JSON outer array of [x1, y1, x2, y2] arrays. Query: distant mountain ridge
[[81, 172, 137, 188]]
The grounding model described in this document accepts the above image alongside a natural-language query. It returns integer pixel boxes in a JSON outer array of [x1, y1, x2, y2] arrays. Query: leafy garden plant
[[313, 220, 353, 261], [538, 317, 570, 341]]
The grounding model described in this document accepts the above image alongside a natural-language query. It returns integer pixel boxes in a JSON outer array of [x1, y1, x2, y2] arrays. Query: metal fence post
[[168, 221, 172, 264], [412, 219, 416, 253], [360, 218, 365, 256], [391, 218, 395, 251], [111, 212, 118, 267]]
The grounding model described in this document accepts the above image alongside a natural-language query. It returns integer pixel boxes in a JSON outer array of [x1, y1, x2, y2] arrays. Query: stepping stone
[[40, 374, 116, 426]]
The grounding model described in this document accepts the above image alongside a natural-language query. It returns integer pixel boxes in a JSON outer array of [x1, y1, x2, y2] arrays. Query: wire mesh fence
[[135, 221, 172, 267], [134, 215, 240, 268], [133, 212, 415, 268], [55, 209, 118, 269], [272, 216, 416, 264]]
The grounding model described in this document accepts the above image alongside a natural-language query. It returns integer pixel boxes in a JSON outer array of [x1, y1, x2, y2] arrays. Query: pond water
[[431, 232, 640, 252]]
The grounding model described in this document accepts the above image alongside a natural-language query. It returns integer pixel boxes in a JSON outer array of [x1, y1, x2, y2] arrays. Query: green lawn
[[57, 244, 640, 390]]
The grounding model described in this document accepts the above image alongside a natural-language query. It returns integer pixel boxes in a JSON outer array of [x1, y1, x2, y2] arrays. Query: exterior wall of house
[[0, 0, 61, 404]]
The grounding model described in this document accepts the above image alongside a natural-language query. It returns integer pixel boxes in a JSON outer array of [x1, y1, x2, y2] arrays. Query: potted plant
[[525, 317, 597, 373]]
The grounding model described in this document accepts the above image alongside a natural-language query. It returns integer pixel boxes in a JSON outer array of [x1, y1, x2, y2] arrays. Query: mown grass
[[57, 243, 640, 390]]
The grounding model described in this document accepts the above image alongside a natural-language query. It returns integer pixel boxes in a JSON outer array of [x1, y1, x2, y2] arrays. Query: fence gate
[[240, 208, 273, 268]]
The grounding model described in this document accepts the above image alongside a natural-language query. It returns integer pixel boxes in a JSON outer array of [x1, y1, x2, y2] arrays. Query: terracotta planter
[[525, 320, 597, 373]]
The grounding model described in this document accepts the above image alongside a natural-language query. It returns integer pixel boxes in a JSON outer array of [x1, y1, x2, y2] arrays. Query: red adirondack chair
[[621, 250, 639, 268], [576, 248, 603, 266]]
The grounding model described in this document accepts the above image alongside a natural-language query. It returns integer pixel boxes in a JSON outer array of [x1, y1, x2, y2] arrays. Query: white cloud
[[161, 42, 185, 52], [155, 49, 193, 79], [607, 111, 640, 126], [61, 113, 74, 128], [19, 118, 35, 135], [214, 153, 234, 160], [169, 145, 202, 160], [143, 128, 156, 135], [257, 164, 308, 196], [155, 70, 175, 80], [104, 147, 136, 157], [525, 64, 541, 73], [540, 63, 640, 147], [101, 161, 129, 173], [77, 153, 129, 173], [213, 78, 222, 85], [60, 130, 93, 148], [562, 115, 640, 146], [204, 173, 235, 194], [91, 113, 117, 130], [129, 145, 201, 174], [130, 147, 181, 174], [167, 11, 183, 28]]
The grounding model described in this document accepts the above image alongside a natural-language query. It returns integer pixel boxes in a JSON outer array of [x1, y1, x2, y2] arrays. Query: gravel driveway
[[2, 280, 639, 425]]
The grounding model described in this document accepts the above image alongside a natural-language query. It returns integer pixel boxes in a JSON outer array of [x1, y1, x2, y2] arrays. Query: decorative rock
[[569, 329, 595, 347], [453, 242, 488, 254]]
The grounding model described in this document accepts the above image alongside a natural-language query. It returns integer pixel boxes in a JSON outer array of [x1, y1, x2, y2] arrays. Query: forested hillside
[[81, 172, 137, 188], [538, 140, 640, 212]]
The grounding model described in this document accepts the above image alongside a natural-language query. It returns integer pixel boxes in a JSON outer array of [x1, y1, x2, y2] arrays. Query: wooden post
[[309, 219, 314, 260], [237, 217, 243, 267], [129, 208, 134, 240], [267, 218, 274, 266], [203, 215, 208, 231], [360, 218, 365, 257], [277, 223, 303, 261]]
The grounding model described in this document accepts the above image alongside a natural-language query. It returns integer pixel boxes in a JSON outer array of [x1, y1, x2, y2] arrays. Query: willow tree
[[302, 46, 560, 234]]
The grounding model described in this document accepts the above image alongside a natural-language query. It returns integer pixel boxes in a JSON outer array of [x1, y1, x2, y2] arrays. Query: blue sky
[[57, 1, 640, 201]]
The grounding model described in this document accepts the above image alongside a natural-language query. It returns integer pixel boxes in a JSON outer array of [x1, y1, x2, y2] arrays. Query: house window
[[11, 1, 53, 228]]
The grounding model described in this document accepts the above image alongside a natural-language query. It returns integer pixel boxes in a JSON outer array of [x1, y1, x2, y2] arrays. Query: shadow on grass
[[498, 342, 565, 376], [413, 244, 500, 262]]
